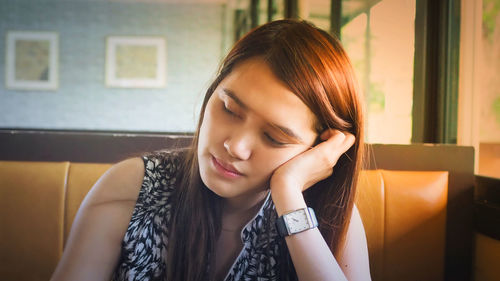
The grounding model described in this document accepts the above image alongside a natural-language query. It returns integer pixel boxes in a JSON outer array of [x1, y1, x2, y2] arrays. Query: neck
[[221, 190, 268, 231], [223, 189, 268, 213]]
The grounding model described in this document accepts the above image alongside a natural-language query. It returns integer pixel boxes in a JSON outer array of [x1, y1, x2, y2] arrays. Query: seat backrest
[[0, 161, 69, 281], [0, 161, 111, 281], [0, 160, 448, 281], [356, 169, 448, 281]]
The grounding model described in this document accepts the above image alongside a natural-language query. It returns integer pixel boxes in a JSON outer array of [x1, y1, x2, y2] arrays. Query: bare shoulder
[[50, 157, 145, 281], [337, 203, 372, 281], [84, 157, 145, 206]]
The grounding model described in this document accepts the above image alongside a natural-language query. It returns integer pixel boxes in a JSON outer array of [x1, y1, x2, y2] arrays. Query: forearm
[[285, 229, 347, 281], [271, 183, 348, 281]]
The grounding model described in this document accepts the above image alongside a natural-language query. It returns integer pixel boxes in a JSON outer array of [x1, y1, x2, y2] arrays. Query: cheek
[[199, 106, 235, 157], [199, 103, 221, 140], [198, 111, 216, 158], [254, 148, 306, 176]]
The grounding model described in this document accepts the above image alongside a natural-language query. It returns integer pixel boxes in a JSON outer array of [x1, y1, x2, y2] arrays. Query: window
[[235, 0, 458, 145], [341, 0, 416, 144]]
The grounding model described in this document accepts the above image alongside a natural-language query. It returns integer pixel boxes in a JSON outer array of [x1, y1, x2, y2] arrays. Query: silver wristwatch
[[276, 207, 318, 237]]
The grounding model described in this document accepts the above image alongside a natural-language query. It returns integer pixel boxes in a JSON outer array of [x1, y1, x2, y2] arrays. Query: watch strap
[[276, 214, 289, 237]]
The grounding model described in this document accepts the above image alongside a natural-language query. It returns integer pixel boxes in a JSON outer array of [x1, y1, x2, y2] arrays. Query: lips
[[211, 155, 244, 178]]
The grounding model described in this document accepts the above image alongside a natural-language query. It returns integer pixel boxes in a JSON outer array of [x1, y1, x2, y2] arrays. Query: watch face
[[285, 209, 310, 233]]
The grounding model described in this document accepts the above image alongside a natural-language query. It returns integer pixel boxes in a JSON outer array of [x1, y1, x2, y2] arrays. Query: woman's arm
[[50, 157, 144, 281], [271, 130, 371, 281], [338, 204, 372, 280], [273, 188, 371, 280], [271, 185, 348, 281]]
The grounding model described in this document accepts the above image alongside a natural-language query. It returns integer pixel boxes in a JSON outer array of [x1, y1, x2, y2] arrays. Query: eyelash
[[222, 103, 239, 117], [264, 133, 287, 146], [222, 101, 287, 147]]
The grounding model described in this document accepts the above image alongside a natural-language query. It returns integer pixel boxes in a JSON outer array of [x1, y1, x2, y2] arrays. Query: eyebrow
[[222, 88, 305, 143]]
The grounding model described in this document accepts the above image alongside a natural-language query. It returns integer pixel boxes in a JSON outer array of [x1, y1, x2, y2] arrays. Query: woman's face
[[197, 57, 318, 206]]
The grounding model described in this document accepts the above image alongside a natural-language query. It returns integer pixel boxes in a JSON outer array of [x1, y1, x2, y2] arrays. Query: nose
[[223, 130, 253, 161]]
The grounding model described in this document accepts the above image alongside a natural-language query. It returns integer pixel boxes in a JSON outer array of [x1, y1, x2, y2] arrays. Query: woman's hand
[[270, 129, 355, 198]]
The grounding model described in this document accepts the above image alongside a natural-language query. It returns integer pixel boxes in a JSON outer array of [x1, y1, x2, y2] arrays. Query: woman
[[51, 19, 371, 281]]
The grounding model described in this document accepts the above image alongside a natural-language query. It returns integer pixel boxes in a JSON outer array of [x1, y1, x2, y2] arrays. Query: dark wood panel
[[0, 129, 192, 163], [475, 175, 500, 240]]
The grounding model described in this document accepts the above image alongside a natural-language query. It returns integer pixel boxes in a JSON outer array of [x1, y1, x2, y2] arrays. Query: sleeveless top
[[111, 150, 292, 281]]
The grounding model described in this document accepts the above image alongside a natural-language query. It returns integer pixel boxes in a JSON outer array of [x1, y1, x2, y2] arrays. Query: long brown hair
[[166, 19, 364, 280]]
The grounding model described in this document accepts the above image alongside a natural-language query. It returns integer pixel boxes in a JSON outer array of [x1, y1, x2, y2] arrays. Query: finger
[[341, 132, 356, 152], [314, 130, 355, 165], [319, 128, 338, 141], [320, 129, 349, 148], [323, 130, 355, 149], [332, 132, 355, 156]]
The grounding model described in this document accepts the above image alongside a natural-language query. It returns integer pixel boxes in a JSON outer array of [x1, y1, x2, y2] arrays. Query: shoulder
[[91, 149, 185, 202], [93, 149, 186, 206], [50, 157, 145, 280], [77, 149, 187, 232], [85, 157, 145, 206], [51, 150, 187, 280], [142, 149, 186, 182]]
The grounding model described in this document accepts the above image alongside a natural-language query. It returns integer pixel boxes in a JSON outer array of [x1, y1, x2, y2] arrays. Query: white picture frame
[[5, 31, 59, 91], [106, 36, 167, 88]]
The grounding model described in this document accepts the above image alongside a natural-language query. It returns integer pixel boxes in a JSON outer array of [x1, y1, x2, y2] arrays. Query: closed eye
[[264, 132, 288, 146], [222, 103, 238, 117]]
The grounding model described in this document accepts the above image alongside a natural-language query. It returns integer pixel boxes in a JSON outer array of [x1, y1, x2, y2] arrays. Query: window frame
[[261, 0, 461, 145]]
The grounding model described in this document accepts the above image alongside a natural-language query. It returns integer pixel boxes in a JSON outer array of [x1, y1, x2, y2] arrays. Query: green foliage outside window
[[483, 0, 500, 42], [493, 97, 500, 125]]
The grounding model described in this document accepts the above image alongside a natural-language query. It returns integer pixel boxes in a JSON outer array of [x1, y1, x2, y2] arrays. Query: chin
[[200, 170, 234, 196]]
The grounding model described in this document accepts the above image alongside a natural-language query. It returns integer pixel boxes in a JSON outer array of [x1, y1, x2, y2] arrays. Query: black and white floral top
[[111, 150, 288, 281]]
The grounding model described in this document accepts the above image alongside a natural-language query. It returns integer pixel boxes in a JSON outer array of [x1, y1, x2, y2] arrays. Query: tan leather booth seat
[[0, 161, 112, 281], [356, 170, 448, 281], [0, 161, 447, 281]]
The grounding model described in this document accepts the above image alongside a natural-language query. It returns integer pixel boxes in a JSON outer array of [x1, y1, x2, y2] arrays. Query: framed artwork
[[5, 31, 59, 90], [105, 36, 167, 88]]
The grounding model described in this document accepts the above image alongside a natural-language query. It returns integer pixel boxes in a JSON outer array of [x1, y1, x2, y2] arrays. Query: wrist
[[270, 179, 307, 216]]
